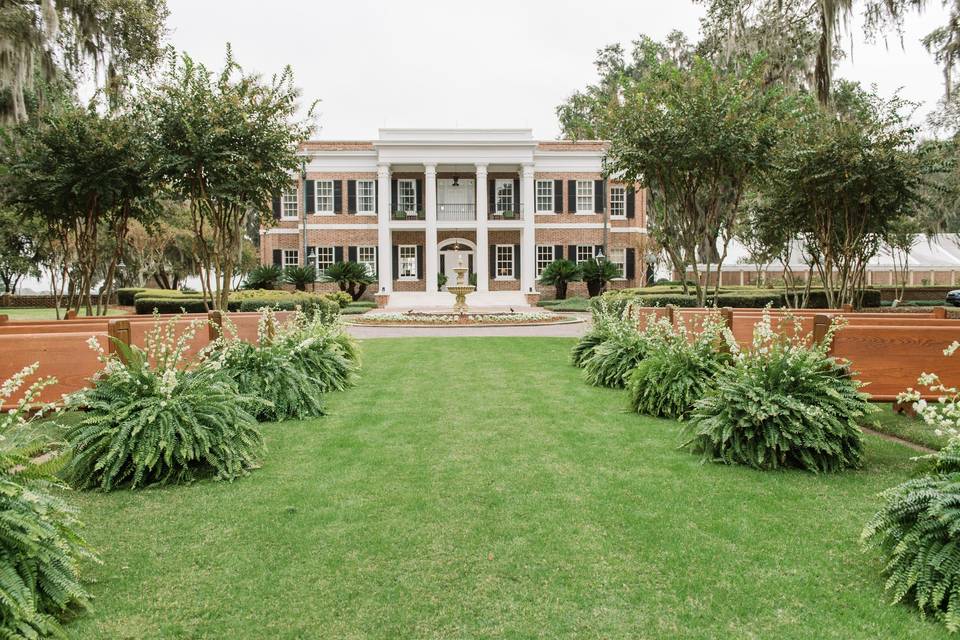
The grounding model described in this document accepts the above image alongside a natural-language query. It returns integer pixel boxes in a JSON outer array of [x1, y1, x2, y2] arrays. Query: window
[[281, 186, 299, 218], [495, 245, 514, 279], [399, 245, 417, 279], [576, 180, 594, 213], [536, 245, 555, 276], [495, 179, 514, 213], [398, 179, 416, 212], [357, 180, 375, 214], [609, 248, 626, 279], [315, 246, 335, 274], [282, 249, 299, 268], [576, 245, 595, 264], [535, 180, 554, 213], [357, 246, 377, 276], [316, 180, 334, 213], [610, 186, 626, 218]]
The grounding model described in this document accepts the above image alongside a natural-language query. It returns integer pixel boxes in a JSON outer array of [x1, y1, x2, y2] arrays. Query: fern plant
[[64, 318, 264, 491], [628, 312, 731, 420], [682, 311, 870, 472], [571, 296, 632, 369], [287, 317, 361, 393], [0, 364, 95, 638]]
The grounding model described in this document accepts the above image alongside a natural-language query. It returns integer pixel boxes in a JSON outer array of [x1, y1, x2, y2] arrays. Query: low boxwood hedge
[[592, 287, 882, 312], [237, 295, 339, 322], [117, 287, 146, 305], [133, 289, 341, 320], [134, 297, 209, 314]]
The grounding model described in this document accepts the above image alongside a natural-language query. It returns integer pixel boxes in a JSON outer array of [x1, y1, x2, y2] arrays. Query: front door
[[440, 249, 473, 291]]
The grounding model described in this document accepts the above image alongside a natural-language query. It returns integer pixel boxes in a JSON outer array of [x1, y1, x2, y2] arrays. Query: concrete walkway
[[345, 315, 590, 338]]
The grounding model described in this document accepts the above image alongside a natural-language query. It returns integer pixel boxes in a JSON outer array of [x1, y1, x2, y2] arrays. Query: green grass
[[0, 307, 126, 320], [538, 296, 591, 312], [66, 338, 943, 638], [867, 402, 949, 450]]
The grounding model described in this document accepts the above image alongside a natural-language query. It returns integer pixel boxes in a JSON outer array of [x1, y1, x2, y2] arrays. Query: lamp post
[[300, 157, 308, 268]]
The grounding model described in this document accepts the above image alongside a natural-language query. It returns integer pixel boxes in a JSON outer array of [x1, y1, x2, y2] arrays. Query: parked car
[[947, 289, 960, 306]]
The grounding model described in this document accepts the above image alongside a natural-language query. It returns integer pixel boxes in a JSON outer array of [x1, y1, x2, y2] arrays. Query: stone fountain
[[447, 254, 475, 313]]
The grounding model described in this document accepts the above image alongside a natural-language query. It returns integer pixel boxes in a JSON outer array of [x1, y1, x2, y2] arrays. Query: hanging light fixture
[[452, 176, 460, 187]]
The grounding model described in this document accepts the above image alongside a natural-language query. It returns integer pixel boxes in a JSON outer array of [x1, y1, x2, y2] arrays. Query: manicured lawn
[[868, 402, 949, 450], [67, 338, 942, 638], [0, 307, 126, 320], [538, 296, 591, 312]]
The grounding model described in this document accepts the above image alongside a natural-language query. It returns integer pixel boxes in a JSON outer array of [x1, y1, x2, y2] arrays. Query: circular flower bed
[[349, 311, 576, 326]]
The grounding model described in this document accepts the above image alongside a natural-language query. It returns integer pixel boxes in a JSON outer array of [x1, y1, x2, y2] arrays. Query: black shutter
[[567, 180, 576, 213], [415, 245, 423, 279], [468, 253, 473, 275], [489, 245, 496, 278], [416, 178, 423, 213], [391, 179, 398, 213], [334, 246, 344, 263], [568, 245, 577, 261], [594, 180, 605, 213], [392, 245, 399, 278], [374, 181, 378, 212], [626, 187, 635, 219], [305, 180, 315, 214], [348, 246, 357, 262], [272, 194, 281, 220], [347, 180, 357, 214], [554, 179, 563, 213], [488, 180, 495, 214], [272, 249, 282, 265], [513, 178, 520, 212], [333, 180, 342, 213], [626, 248, 636, 279], [513, 243, 520, 279], [554, 245, 564, 263]]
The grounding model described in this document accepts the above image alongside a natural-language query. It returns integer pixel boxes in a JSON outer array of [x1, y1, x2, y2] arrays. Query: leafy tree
[[0, 0, 169, 122], [580, 259, 621, 297], [0, 208, 43, 292], [604, 56, 786, 305], [762, 83, 925, 307], [321, 261, 374, 301], [538, 259, 582, 300], [146, 47, 315, 310], [1, 102, 160, 315], [121, 201, 199, 288]]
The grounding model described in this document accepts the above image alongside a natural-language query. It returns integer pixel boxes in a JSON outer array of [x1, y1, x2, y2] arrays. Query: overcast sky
[[163, 0, 952, 140]]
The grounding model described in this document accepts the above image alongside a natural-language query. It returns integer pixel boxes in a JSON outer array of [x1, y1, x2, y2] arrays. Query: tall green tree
[[0, 0, 169, 122], [0, 207, 43, 292], [145, 47, 315, 310], [603, 56, 787, 305]]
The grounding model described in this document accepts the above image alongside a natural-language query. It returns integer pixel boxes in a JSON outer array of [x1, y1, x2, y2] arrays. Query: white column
[[521, 163, 536, 292], [376, 163, 392, 293], [475, 163, 489, 292], [424, 163, 438, 293]]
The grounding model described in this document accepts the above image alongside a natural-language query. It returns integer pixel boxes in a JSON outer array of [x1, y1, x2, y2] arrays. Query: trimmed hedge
[[593, 287, 882, 312], [117, 287, 146, 305], [133, 289, 342, 320], [237, 295, 340, 323], [134, 297, 209, 314]]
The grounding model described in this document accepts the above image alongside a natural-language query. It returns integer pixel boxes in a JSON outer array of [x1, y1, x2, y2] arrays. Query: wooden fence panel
[[127, 317, 212, 364], [0, 331, 108, 405]]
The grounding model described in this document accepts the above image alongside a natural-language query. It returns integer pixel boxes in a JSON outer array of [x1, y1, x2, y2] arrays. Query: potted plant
[[438, 273, 448, 291], [538, 259, 582, 300], [581, 258, 621, 297], [502, 210, 516, 219]]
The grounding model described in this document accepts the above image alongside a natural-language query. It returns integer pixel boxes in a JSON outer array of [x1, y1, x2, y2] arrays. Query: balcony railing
[[392, 207, 425, 220], [487, 205, 524, 221], [437, 203, 476, 221]]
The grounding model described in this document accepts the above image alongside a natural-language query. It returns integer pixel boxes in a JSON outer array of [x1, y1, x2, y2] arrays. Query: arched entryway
[[437, 237, 476, 291]]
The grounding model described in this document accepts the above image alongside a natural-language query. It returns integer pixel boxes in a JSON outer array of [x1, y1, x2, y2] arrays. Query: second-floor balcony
[[392, 206, 425, 220], [488, 205, 523, 221], [438, 203, 475, 221]]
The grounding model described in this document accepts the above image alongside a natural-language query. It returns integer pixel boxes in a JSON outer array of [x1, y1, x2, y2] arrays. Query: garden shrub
[[287, 314, 361, 393], [628, 312, 731, 419], [581, 303, 651, 388], [862, 341, 960, 631], [324, 291, 353, 308], [682, 311, 869, 472], [236, 294, 339, 322], [0, 364, 94, 638], [117, 287, 146, 305], [134, 296, 209, 314], [64, 318, 264, 490], [572, 297, 624, 367]]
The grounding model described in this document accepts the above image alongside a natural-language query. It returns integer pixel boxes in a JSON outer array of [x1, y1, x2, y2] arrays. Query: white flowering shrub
[[628, 311, 732, 420], [205, 309, 359, 422], [356, 311, 560, 324], [581, 302, 653, 388], [682, 309, 870, 472], [64, 316, 264, 490], [0, 365, 95, 637], [571, 298, 624, 368], [861, 340, 960, 632]]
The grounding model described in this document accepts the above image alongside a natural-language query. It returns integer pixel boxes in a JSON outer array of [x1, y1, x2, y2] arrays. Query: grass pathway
[[68, 338, 942, 639]]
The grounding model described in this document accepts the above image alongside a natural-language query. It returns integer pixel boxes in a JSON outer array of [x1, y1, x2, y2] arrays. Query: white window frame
[[609, 248, 627, 280], [575, 245, 595, 264], [356, 180, 376, 215], [495, 179, 514, 214], [315, 180, 334, 214], [535, 180, 554, 213], [536, 245, 555, 277], [357, 246, 377, 276], [398, 179, 417, 213], [575, 180, 594, 214], [282, 249, 299, 268], [609, 186, 626, 219], [495, 244, 515, 279], [315, 246, 335, 274], [399, 245, 418, 280], [281, 187, 299, 219]]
